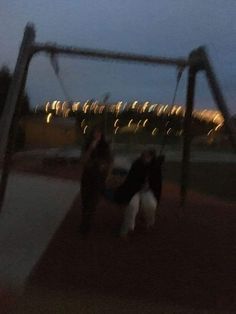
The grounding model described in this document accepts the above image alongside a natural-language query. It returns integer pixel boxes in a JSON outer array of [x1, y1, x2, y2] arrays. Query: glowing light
[[123, 102, 128, 110], [46, 113, 52, 124], [94, 105, 99, 114], [176, 106, 182, 115], [167, 128, 172, 135], [45, 102, 50, 112], [215, 123, 223, 131], [195, 109, 224, 125], [116, 101, 122, 109], [137, 120, 142, 127], [81, 119, 85, 127], [72, 102, 79, 112], [56, 101, 61, 114], [152, 128, 157, 136], [128, 119, 133, 127], [52, 100, 57, 110], [83, 104, 90, 114], [99, 106, 105, 114], [62, 102, 67, 111], [34, 105, 39, 113], [64, 108, 71, 118], [171, 105, 176, 115], [148, 104, 155, 112], [142, 101, 149, 112], [163, 105, 169, 112], [213, 113, 220, 123], [132, 101, 138, 109], [212, 113, 223, 125], [75, 102, 80, 111], [114, 126, 119, 134], [143, 119, 148, 127], [83, 125, 88, 134], [91, 101, 98, 110], [199, 109, 207, 121], [110, 105, 115, 113], [157, 105, 164, 116], [114, 119, 119, 128], [83, 100, 89, 112], [115, 102, 122, 116], [207, 129, 214, 136]]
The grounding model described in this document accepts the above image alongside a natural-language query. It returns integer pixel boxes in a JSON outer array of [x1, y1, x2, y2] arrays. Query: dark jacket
[[81, 140, 112, 196], [148, 156, 163, 203], [114, 155, 163, 205]]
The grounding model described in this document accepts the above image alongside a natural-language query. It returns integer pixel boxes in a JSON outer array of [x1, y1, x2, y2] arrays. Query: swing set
[[0, 23, 235, 212]]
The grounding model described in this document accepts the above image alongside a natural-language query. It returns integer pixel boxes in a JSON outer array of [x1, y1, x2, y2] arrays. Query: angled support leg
[[180, 66, 197, 209], [198, 47, 236, 151], [0, 24, 35, 212], [180, 48, 202, 209]]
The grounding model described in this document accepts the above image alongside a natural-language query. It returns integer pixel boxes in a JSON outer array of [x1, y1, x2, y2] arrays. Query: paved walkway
[[0, 173, 79, 293]]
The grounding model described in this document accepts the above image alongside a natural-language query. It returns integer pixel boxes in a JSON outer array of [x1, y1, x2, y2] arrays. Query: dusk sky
[[0, 0, 235, 113]]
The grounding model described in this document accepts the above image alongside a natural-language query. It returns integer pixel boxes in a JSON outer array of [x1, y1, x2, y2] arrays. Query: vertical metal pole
[[180, 65, 197, 208], [198, 47, 236, 150], [0, 24, 35, 212]]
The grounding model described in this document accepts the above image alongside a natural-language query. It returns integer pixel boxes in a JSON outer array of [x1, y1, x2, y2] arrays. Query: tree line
[[0, 65, 30, 151]]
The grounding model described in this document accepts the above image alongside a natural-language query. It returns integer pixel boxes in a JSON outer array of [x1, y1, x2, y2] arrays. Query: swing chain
[[50, 53, 72, 101], [159, 65, 185, 155]]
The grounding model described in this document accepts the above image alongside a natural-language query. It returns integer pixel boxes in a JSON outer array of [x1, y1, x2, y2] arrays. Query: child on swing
[[114, 149, 164, 237]]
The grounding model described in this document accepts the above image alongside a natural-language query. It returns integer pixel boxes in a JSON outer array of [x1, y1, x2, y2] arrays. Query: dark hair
[[83, 126, 106, 152], [141, 149, 156, 160], [83, 126, 112, 162], [148, 149, 156, 158]]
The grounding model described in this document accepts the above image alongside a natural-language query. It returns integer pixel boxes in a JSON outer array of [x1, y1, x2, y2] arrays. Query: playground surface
[[0, 168, 234, 313]]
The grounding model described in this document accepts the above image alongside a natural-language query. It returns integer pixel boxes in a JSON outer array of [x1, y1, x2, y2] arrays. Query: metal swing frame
[[0, 23, 235, 212]]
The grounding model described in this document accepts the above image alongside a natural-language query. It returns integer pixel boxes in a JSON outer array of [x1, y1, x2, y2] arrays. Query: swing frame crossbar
[[0, 23, 235, 212], [34, 43, 188, 67]]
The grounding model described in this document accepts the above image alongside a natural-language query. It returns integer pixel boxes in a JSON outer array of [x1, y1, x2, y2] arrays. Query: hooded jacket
[[114, 155, 163, 205]]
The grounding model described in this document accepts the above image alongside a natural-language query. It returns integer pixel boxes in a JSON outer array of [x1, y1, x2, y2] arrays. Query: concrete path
[[0, 173, 79, 292]]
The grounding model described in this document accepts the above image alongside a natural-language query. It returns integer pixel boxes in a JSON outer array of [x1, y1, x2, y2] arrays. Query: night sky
[[0, 0, 235, 113]]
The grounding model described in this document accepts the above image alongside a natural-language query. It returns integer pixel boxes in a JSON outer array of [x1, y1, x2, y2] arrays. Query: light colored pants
[[120, 190, 157, 236]]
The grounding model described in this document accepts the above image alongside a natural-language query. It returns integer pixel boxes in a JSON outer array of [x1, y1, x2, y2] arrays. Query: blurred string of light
[[43, 56, 224, 138]]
